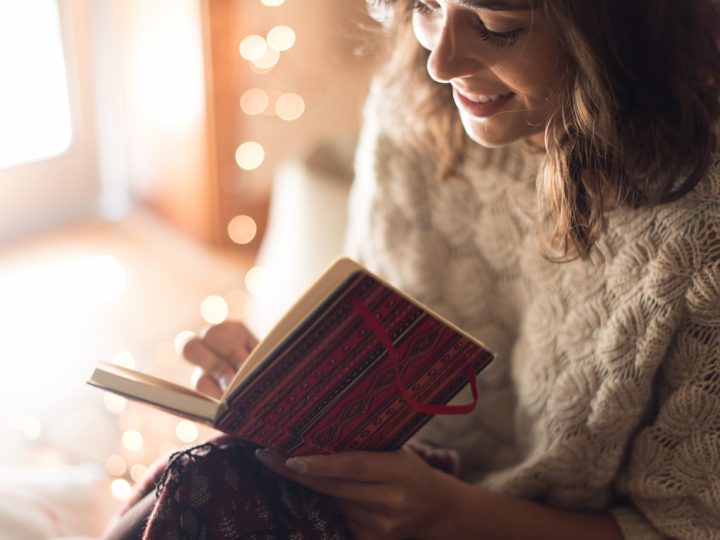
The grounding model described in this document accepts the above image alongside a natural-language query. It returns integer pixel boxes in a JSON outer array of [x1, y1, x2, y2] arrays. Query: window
[[0, 0, 99, 242], [0, 0, 73, 169]]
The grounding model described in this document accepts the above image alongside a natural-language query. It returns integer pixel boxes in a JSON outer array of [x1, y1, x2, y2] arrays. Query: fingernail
[[285, 458, 308, 474], [254, 448, 274, 466], [219, 375, 232, 389]]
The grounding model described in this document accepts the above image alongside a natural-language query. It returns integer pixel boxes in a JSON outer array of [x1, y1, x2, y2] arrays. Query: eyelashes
[[411, 0, 524, 47], [412, 0, 436, 15], [472, 18, 523, 46]]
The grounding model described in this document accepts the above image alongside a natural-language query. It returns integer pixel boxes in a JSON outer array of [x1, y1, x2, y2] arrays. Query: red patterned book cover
[[88, 258, 493, 457], [216, 264, 493, 456]]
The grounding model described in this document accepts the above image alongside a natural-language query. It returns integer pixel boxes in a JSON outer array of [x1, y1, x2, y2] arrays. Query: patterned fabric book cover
[[217, 267, 493, 456]]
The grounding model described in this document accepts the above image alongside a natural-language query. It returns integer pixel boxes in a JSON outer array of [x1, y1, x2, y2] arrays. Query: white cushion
[[247, 141, 354, 337]]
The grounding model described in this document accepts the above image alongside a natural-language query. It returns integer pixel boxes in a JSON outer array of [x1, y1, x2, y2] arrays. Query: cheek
[[411, 15, 436, 51], [496, 51, 563, 103]]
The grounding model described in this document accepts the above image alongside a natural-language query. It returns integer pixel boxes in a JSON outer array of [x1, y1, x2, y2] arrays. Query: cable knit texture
[[345, 85, 720, 539]]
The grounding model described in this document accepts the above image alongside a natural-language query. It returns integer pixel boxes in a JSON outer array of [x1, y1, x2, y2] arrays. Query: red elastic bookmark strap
[[351, 298, 478, 416]]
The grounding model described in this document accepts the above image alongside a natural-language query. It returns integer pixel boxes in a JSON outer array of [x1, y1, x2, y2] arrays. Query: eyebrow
[[456, 0, 531, 11]]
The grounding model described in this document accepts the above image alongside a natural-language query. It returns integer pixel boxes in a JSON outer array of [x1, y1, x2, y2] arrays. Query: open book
[[88, 257, 493, 456]]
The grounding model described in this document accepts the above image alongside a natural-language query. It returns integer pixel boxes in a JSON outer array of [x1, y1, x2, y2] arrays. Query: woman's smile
[[452, 87, 515, 119]]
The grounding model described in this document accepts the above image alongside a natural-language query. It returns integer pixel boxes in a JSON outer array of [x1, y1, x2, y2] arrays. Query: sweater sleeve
[[611, 250, 720, 538]]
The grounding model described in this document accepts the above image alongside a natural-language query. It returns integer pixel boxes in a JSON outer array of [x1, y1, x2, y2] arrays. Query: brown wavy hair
[[366, 0, 720, 259]]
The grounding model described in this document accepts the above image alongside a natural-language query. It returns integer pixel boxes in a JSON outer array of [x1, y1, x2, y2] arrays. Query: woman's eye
[[473, 17, 524, 47], [412, 0, 439, 15]]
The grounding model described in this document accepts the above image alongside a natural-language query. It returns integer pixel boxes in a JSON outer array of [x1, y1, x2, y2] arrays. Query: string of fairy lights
[[102, 0, 303, 501], [3, 0, 308, 504]]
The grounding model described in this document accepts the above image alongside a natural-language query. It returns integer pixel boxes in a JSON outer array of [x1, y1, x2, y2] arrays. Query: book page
[[88, 364, 219, 423], [224, 257, 361, 397]]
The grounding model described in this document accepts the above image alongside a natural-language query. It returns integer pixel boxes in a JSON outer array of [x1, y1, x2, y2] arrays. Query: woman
[[108, 1, 720, 538]]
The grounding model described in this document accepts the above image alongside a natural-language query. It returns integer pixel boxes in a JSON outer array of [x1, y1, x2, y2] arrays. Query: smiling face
[[411, 0, 565, 149]]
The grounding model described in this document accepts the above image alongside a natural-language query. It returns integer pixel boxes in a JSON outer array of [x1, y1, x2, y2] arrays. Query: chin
[[460, 114, 543, 149], [464, 127, 517, 148], [466, 131, 511, 148]]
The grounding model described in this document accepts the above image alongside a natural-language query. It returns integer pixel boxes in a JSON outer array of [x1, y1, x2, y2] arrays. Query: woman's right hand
[[181, 320, 259, 398]]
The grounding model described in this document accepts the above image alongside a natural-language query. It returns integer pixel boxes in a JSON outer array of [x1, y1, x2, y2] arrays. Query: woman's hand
[[255, 445, 626, 540], [182, 320, 258, 398], [254, 446, 453, 540]]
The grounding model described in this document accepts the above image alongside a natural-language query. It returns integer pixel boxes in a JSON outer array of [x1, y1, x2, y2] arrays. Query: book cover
[[88, 258, 494, 456]]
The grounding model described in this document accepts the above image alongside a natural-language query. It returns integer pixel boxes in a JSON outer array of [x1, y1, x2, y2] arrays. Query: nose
[[426, 11, 483, 83]]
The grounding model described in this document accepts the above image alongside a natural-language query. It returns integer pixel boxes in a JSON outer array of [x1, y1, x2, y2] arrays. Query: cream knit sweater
[[345, 88, 720, 539]]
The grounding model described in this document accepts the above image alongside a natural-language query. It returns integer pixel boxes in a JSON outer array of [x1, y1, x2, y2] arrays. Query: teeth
[[459, 90, 510, 103], [476, 95, 502, 103]]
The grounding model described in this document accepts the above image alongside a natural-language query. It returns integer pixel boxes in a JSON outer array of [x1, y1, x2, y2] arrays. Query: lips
[[453, 87, 515, 118]]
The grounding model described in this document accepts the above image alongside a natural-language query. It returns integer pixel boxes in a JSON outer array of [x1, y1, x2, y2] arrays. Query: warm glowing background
[[0, 0, 378, 535]]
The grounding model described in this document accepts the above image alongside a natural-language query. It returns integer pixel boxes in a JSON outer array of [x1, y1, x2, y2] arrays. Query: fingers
[[191, 368, 224, 399], [285, 448, 412, 483], [200, 321, 258, 368], [182, 320, 259, 393], [183, 338, 236, 389], [254, 449, 381, 502]]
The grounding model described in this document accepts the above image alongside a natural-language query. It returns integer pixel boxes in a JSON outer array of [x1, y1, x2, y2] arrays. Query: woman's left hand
[[254, 445, 452, 540]]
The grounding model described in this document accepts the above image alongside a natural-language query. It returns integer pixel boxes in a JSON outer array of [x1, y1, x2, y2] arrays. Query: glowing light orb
[[111, 479, 132, 500], [245, 266, 270, 296], [239, 35, 267, 61], [175, 420, 199, 443], [105, 455, 127, 476], [200, 295, 229, 324], [267, 26, 295, 52], [130, 464, 148, 482], [121, 429, 143, 452], [240, 88, 269, 116], [252, 48, 280, 70], [174, 330, 196, 356], [227, 215, 258, 245], [275, 93, 305, 121], [235, 141, 265, 171], [103, 392, 127, 414]]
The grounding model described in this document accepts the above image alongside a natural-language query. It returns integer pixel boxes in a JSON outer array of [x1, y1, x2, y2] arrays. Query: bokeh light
[[252, 48, 280, 70], [267, 25, 295, 51], [175, 420, 199, 443], [240, 88, 269, 115], [227, 215, 258, 245], [130, 464, 148, 482], [103, 392, 127, 414], [111, 478, 132, 500], [235, 141, 265, 170], [105, 455, 127, 476], [261, 0, 285, 5], [275, 92, 305, 121], [245, 266, 270, 296], [239, 35, 267, 61], [200, 295, 229, 324], [122, 429, 144, 452], [174, 330, 196, 356]]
